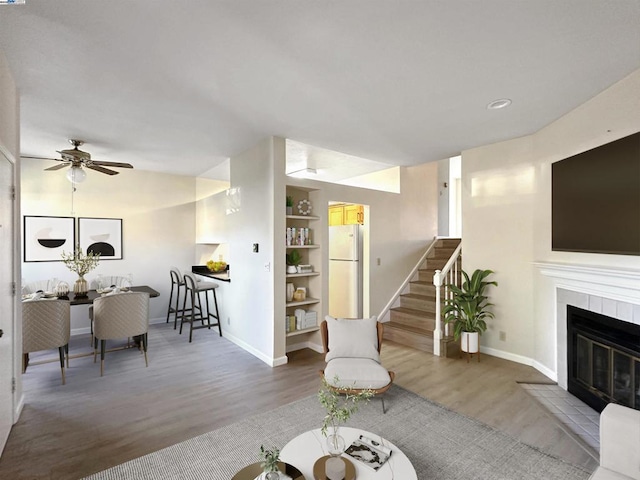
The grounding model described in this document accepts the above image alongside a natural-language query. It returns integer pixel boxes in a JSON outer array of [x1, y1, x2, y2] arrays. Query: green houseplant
[[286, 249, 302, 273], [318, 376, 373, 454], [442, 269, 497, 353], [258, 445, 281, 479]]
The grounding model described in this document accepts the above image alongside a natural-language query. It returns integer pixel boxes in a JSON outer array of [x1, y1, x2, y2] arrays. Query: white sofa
[[590, 403, 640, 480]]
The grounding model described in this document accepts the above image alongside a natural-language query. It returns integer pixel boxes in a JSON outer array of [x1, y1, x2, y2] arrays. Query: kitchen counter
[[192, 265, 231, 282]]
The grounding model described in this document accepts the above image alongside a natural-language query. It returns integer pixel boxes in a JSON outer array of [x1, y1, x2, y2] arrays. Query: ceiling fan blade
[[86, 165, 119, 176], [22, 155, 62, 161], [44, 163, 70, 171], [90, 160, 134, 169]]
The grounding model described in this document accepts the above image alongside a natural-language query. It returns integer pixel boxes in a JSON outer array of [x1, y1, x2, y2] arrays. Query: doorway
[[327, 202, 370, 318]]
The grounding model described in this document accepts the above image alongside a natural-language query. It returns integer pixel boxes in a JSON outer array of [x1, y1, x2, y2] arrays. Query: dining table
[[66, 285, 160, 305]]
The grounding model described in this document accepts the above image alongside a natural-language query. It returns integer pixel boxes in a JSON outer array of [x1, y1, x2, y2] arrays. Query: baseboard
[[222, 330, 285, 367], [532, 360, 557, 382], [480, 346, 557, 383]]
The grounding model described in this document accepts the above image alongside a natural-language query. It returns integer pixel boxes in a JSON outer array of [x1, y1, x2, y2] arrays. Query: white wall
[[21, 159, 198, 332], [222, 137, 282, 364], [461, 68, 640, 375]]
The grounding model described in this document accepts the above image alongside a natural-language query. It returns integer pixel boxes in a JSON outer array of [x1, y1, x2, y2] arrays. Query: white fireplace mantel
[[534, 261, 640, 305]]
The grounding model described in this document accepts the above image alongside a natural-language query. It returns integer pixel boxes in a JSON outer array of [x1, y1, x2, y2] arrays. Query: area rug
[[83, 385, 592, 480]]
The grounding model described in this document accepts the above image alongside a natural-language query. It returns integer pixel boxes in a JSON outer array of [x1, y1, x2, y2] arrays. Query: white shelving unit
[[285, 189, 321, 341]]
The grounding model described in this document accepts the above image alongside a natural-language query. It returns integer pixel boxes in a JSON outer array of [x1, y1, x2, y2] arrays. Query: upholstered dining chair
[[93, 291, 150, 376], [89, 274, 132, 345], [22, 299, 71, 385], [319, 316, 395, 413], [22, 278, 60, 295]]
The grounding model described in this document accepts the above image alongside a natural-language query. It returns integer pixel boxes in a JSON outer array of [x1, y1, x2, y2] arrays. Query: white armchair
[[319, 316, 395, 413], [590, 403, 640, 480]]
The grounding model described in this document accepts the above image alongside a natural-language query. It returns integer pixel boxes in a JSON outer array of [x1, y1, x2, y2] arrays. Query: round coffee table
[[280, 427, 417, 480], [232, 461, 304, 480]]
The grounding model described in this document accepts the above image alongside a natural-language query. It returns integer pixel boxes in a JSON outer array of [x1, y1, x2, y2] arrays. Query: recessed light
[[487, 98, 512, 110]]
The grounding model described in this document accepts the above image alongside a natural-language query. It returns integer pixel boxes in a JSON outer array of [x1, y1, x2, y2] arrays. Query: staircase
[[383, 238, 461, 355]]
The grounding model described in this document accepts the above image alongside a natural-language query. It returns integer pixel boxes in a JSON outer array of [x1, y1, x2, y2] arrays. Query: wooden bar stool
[[180, 272, 221, 343], [166, 267, 187, 329]]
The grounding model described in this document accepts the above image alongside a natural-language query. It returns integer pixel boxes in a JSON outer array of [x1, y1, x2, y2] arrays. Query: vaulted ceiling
[[0, 1, 639, 178]]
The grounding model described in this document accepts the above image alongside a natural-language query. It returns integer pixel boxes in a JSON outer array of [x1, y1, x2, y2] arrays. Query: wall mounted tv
[[552, 132, 640, 256]]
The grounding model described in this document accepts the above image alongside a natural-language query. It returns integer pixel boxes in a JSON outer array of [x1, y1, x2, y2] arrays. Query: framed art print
[[24, 215, 75, 262], [78, 217, 123, 260]]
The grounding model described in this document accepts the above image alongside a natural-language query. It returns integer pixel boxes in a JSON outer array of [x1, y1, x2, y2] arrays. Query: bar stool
[[166, 267, 187, 329], [180, 272, 221, 343]]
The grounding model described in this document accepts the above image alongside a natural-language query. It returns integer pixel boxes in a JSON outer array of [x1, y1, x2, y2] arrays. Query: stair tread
[[386, 322, 433, 335], [401, 292, 433, 301], [391, 306, 435, 316]]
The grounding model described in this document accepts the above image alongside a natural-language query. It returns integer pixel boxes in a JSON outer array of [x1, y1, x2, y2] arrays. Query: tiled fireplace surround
[[537, 262, 640, 390], [534, 262, 640, 452]]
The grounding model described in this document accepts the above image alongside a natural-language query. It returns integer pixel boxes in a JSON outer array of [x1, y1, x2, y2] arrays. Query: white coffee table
[[280, 427, 417, 480]]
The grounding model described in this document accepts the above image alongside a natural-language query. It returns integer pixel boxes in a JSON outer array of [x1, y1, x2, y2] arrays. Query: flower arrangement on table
[[319, 376, 373, 449], [259, 445, 281, 479], [61, 246, 100, 295]]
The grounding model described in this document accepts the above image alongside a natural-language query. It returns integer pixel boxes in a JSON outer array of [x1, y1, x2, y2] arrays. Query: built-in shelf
[[286, 326, 320, 337], [286, 215, 320, 221], [286, 272, 320, 279], [286, 297, 320, 308], [286, 245, 319, 249]]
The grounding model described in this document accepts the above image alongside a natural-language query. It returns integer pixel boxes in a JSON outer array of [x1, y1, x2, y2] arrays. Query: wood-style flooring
[[0, 322, 598, 479]]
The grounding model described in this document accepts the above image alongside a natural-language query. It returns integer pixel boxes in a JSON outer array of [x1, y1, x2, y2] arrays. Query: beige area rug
[[84, 385, 593, 480]]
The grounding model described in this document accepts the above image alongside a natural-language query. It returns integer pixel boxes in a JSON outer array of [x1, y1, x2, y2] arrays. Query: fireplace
[[567, 305, 640, 413]]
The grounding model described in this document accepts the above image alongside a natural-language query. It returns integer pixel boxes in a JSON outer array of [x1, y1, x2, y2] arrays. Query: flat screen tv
[[552, 132, 640, 256]]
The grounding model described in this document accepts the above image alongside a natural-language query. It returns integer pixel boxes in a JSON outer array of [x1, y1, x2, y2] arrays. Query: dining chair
[[319, 315, 395, 413], [89, 274, 132, 345], [22, 278, 60, 295], [22, 299, 71, 385], [180, 272, 221, 343], [92, 291, 150, 376]]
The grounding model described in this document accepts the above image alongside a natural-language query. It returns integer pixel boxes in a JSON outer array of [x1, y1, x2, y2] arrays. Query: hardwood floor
[[0, 323, 598, 479]]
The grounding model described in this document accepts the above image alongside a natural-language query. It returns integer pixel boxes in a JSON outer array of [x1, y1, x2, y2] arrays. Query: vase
[[326, 431, 346, 456], [461, 331, 479, 353], [264, 471, 280, 480], [286, 283, 295, 302], [74, 276, 88, 297], [325, 431, 346, 480]]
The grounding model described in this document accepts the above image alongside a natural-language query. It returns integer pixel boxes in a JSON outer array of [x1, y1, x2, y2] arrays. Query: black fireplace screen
[[568, 305, 640, 413]]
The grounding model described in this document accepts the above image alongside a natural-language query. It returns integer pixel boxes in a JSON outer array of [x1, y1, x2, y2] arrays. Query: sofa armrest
[[599, 403, 640, 480]]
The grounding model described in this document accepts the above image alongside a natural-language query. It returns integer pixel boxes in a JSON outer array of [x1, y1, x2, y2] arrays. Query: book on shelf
[[344, 434, 392, 471]]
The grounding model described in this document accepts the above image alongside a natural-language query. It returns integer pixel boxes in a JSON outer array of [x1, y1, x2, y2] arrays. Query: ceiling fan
[[22, 139, 134, 183]]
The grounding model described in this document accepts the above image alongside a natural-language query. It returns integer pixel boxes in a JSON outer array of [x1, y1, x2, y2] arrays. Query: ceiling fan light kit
[[66, 165, 86, 184]]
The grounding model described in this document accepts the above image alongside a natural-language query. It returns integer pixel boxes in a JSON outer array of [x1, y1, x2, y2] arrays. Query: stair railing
[[432, 242, 462, 356]]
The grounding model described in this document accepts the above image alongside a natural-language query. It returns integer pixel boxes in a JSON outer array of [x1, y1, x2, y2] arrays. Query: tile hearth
[[521, 383, 600, 457]]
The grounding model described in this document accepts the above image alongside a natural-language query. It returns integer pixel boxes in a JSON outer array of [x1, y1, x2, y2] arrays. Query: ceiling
[[0, 1, 639, 179]]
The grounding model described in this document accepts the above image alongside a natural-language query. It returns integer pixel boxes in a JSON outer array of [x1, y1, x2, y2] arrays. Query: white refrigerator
[[329, 224, 362, 318]]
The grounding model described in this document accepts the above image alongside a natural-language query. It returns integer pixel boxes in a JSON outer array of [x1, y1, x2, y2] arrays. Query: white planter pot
[[460, 331, 479, 353], [286, 265, 297, 274]]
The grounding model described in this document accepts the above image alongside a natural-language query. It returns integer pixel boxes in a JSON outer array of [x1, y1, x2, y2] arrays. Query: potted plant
[[61, 246, 100, 296], [286, 249, 301, 274], [286, 195, 294, 215], [259, 445, 281, 480], [442, 269, 497, 354], [318, 376, 373, 452]]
